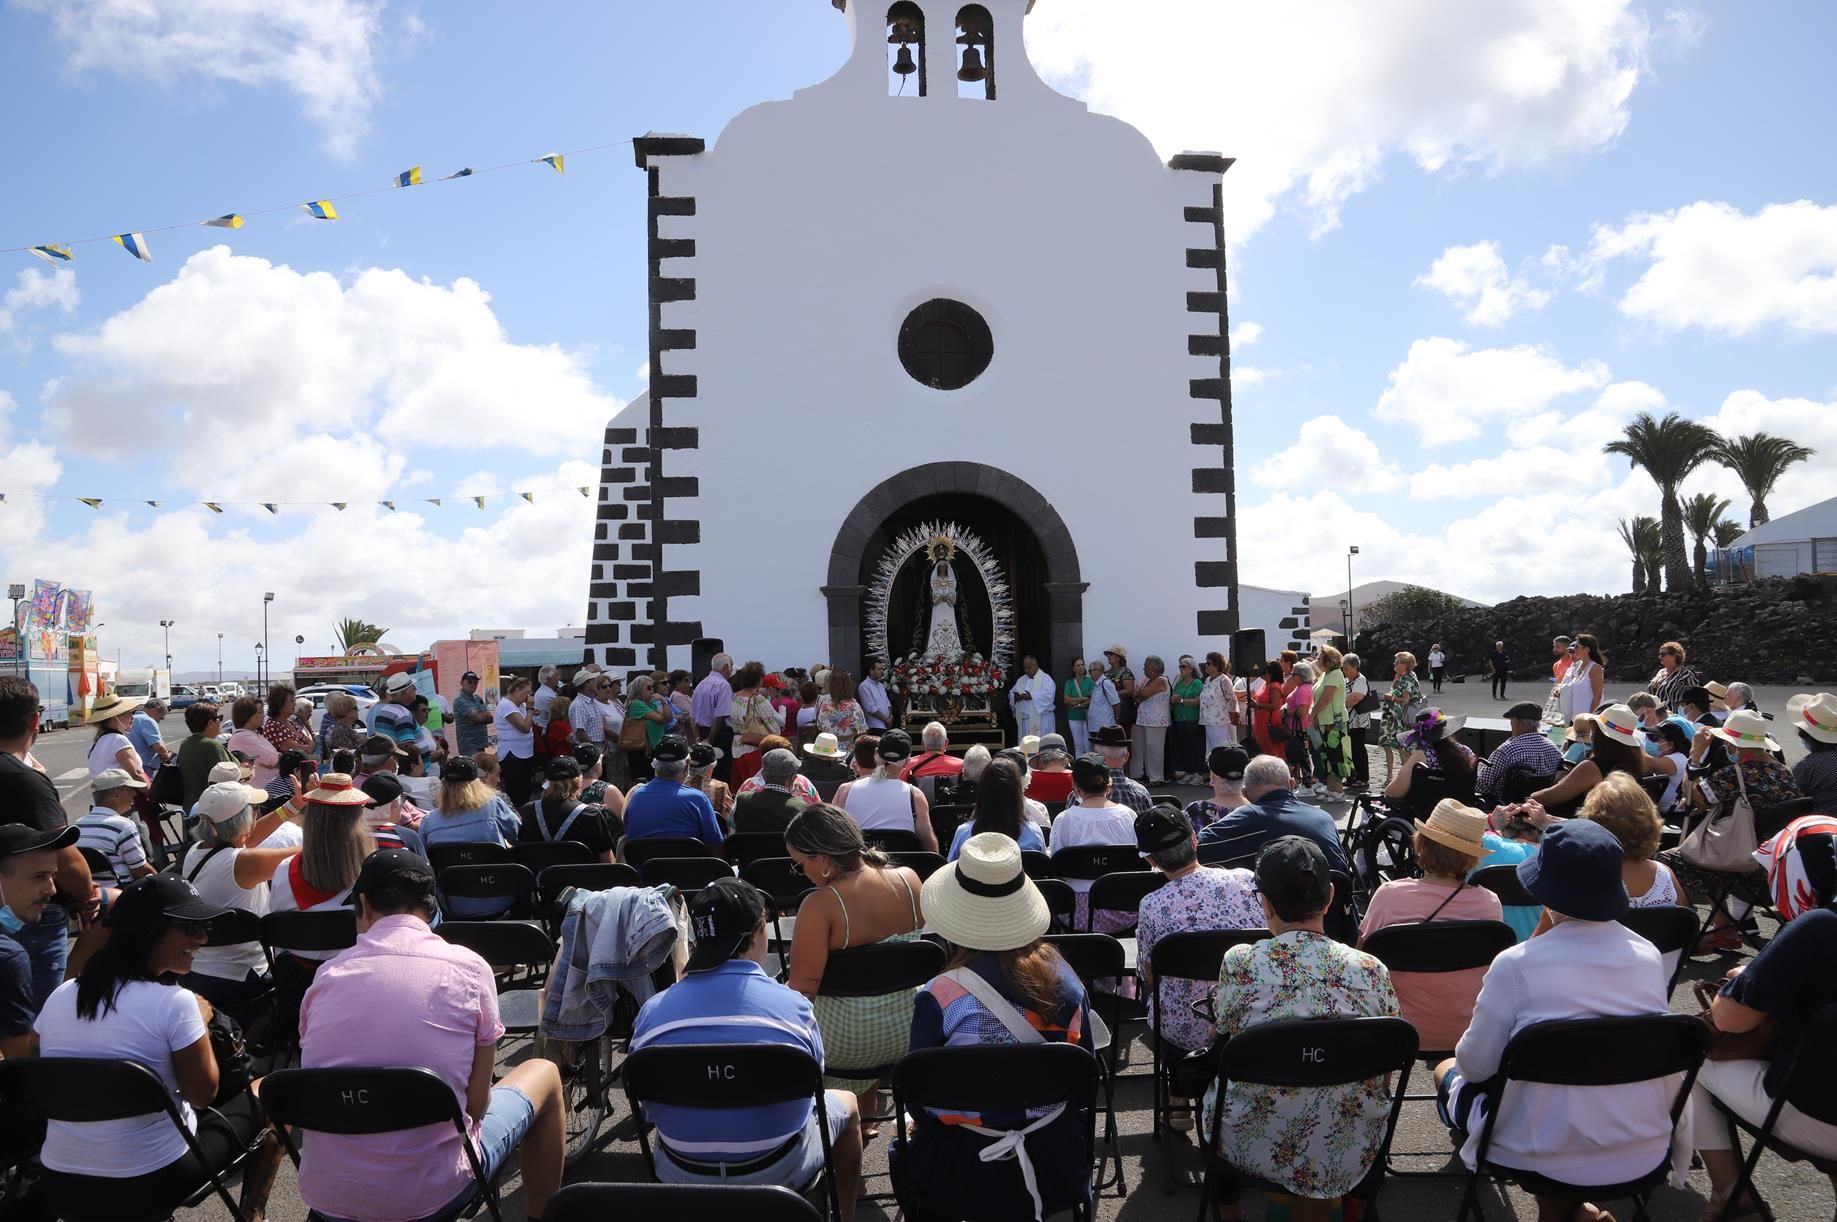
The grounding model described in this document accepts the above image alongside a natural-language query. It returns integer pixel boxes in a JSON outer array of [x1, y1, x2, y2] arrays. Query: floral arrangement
[[888, 652, 1006, 699]]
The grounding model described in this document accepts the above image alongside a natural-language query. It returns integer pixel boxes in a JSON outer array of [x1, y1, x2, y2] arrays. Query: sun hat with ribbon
[[303, 773, 374, 807], [1401, 708, 1461, 750], [1709, 708, 1781, 753], [1752, 814, 1837, 924], [921, 832, 1051, 952], [1592, 704, 1645, 748], [85, 691, 147, 723], [1704, 680, 1730, 711], [1416, 799, 1488, 858], [803, 732, 846, 760], [1786, 692, 1837, 745]]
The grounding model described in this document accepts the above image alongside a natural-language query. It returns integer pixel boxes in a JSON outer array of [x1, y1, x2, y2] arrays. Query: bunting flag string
[[3, 140, 629, 264], [14, 479, 597, 514]]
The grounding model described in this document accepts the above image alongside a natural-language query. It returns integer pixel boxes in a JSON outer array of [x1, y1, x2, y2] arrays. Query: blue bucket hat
[[1516, 818, 1628, 921]]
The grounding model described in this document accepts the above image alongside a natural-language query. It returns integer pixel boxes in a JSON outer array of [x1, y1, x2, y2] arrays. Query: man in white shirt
[[857, 658, 893, 731], [532, 665, 561, 732], [1084, 659, 1121, 732], [1008, 655, 1056, 739]]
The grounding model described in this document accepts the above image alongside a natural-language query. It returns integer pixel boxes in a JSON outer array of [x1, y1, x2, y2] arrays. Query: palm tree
[[333, 618, 389, 653], [1604, 412, 1722, 592], [1683, 492, 1731, 590], [1712, 432, 1815, 526], [1616, 516, 1660, 594], [1712, 519, 1745, 549]]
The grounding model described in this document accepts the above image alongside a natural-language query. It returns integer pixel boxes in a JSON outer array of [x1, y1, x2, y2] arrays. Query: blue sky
[[2, 0, 1832, 672]]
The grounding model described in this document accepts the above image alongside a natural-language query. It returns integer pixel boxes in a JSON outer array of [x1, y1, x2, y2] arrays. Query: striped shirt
[[1476, 732, 1565, 802], [75, 807, 148, 886]]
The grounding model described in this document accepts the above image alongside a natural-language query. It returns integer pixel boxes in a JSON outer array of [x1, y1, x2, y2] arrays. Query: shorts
[[1436, 1067, 1493, 1135], [314, 1085, 534, 1222], [653, 1090, 852, 1191]]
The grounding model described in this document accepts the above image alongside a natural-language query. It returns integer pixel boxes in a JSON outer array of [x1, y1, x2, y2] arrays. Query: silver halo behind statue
[[864, 520, 1015, 725]]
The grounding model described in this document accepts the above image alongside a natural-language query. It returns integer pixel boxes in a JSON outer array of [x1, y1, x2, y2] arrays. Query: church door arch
[[823, 462, 1085, 676]]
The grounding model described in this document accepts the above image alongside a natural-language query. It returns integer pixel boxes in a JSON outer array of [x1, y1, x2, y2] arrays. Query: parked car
[[297, 683, 381, 735], [170, 684, 201, 709]]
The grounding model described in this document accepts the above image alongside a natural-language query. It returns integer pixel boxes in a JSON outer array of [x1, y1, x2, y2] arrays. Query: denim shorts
[[315, 1085, 535, 1222], [653, 1089, 852, 1191]]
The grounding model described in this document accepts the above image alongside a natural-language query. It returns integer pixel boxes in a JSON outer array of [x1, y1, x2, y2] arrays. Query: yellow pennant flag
[[203, 502, 223, 514], [204, 214, 244, 229], [519, 491, 534, 503], [540, 153, 564, 175], [78, 497, 103, 509], [302, 201, 339, 220], [394, 166, 423, 188], [330, 502, 347, 511], [473, 496, 486, 509]]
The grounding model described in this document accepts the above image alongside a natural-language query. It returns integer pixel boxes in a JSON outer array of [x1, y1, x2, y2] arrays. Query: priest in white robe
[[1008, 656, 1056, 739]]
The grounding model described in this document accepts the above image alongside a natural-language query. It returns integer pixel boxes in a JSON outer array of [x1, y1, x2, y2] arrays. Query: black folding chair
[[743, 857, 815, 959], [259, 908, 357, 966], [622, 835, 712, 868], [1707, 1004, 1837, 1222], [77, 845, 115, 882], [1618, 905, 1701, 995], [0, 1057, 267, 1222], [892, 1044, 1100, 1222], [1035, 877, 1077, 933], [546, 1182, 822, 1221], [1146, 929, 1272, 1146], [427, 841, 511, 873], [513, 839, 595, 876], [1470, 863, 1540, 910], [205, 906, 266, 950], [885, 850, 945, 880], [862, 827, 923, 853], [1047, 931, 1129, 1192], [1050, 844, 1151, 884], [1358, 919, 1517, 1176], [1691, 797, 1814, 947], [1453, 1014, 1709, 1221], [621, 1043, 840, 1222], [1021, 849, 1056, 880], [436, 919, 555, 1035], [262, 1065, 504, 1222], [928, 802, 973, 847], [537, 862, 641, 931], [640, 856, 734, 893], [1084, 870, 1166, 934], [438, 861, 538, 920], [723, 831, 789, 868], [1199, 1016, 1420, 1222]]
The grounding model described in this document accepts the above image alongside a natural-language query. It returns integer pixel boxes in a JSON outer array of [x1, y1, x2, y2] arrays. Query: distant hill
[[1316, 580, 1487, 630]]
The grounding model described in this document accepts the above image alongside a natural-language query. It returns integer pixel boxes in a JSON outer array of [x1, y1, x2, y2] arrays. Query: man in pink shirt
[[298, 850, 565, 1222]]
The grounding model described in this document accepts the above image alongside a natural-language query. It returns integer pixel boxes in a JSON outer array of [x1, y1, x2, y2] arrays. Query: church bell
[[893, 45, 917, 76], [957, 45, 986, 82]]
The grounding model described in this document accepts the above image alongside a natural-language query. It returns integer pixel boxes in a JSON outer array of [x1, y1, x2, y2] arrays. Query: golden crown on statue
[[925, 534, 957, 564]]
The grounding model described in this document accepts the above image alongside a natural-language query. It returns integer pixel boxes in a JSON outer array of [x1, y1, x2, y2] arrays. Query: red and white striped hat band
[[1594, 704, 1642, 746]]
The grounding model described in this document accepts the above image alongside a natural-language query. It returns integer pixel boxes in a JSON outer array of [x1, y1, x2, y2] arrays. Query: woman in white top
[[33, 875, 281, 1213], [493, 674, 538, 805], [86, 693, 151, 784], [1556, 634, 1607, 725], [178, 780, 299, 1022], [1130, 655, 1173, 784], [836, 729, 938, 853], [1051, 753, 1140, 931]]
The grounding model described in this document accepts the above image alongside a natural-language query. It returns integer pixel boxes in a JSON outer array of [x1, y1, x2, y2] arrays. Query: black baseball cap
[[442, 754, 479, 782], [1207, 745, 1249, 781], [0, 823, 78, 857], [1254, 836, 1332, 916], [108, 875, 228, 927], [345, 848, 438, 909], [685, 878, 767, 972], [572, 743, 603, 769], [1071, 751, 1111, 791], [994, 747, 1029, 773], [361, 772, 405, 807], [1504, 701, 1544, 722], [652, 735, 690, 764], [1135, 802, 1192, 855], [689, 742, 722, 768], [546, 755, 582, 782], [876, 728, 913, 763], [461, 670, 481, 682]]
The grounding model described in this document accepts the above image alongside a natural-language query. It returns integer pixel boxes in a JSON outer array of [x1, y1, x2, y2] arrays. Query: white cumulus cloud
[[16, 0, 387, 157], [1252, 415, 1402, 492], [1577, 200, 1837, 335], [1025, 0, 1648, 239], [0, 267, 79, 337], [1373, 337, 1610, 447], [1415, 240, 1552, 326]]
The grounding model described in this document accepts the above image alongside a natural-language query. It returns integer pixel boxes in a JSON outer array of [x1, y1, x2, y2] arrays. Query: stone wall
[[1354, 574, 1837, 687]]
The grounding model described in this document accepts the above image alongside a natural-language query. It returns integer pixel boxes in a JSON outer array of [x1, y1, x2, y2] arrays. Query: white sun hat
[[921, 832, 1051, 953]]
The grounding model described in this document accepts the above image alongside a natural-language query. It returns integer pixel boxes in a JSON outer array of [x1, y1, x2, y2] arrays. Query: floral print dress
[[1378, 672, 1421, 750], [1136, 867, 1264, 1052], [1202, 931, 1401, 1199]]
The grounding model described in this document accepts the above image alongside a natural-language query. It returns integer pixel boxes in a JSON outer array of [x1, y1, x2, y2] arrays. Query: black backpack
[[148, 762, 185, 808]]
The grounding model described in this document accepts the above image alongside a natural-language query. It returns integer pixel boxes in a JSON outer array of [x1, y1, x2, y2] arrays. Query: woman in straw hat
[[1359, 800, 1503, 1053], [1657, 708, 1804, 954], [85, 691, 151, 786], [1787, 691, 1837, 812], [1518, 703, 1669, 816], [901, 832, 1094, 1221]]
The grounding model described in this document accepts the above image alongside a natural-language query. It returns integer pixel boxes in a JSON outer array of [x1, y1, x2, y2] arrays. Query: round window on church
[[898, 299, 993, 390]]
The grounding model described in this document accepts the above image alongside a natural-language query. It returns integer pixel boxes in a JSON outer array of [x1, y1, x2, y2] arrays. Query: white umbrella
[[1308, 626, 1340, 640]]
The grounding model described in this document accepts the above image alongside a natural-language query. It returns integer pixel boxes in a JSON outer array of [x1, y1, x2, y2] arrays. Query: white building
[[1732, 496, 1837, 578], [586, 1, 1280, 677]]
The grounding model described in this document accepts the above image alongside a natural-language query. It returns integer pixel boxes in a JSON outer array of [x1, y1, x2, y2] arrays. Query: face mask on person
[[0, 878, 24, 936]]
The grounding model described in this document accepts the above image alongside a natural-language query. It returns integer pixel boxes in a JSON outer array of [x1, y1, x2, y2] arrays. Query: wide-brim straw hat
[[1704, 680, 1730, 711], [1593, 704, 1645, 748], [1104, 644, 1128, 663], [803, 731, 846, 759], [303, 772, 373, 807], [86, 692, 147, 723], [1709, 708, 1780, 753], [922, 832, 1051, 953], [1416, 799, 1488, 858], [1786, 693, 1837, 745]]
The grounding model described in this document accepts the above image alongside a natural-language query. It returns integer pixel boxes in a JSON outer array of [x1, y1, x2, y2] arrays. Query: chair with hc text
[[620, 1043, 842, 1222], [1146, 929, 1273, 1146], [723, 831, 790, 869], [1084, 870, 1167, 935], [621, 835, 713, 870], [1451, 1014, 1709, 1221], [537, 861, 640, 933], [1046, 931, 1130, 1192], [437, 861, 538, 921], [861, 827, 923, 854], [884, 850, 946, 881], [261, 1065, 506, 1222], [427, 840, 512, 874], [546, 1182, 822, 1222]]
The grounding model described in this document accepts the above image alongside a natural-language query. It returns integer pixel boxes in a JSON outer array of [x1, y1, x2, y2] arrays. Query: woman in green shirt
[[1309, 645, 1349, 797], [1170, 656, 1206, 784], [621, 674, 671, 781], [1062, 657, 1094, 757], [176, 701, 234, 808]]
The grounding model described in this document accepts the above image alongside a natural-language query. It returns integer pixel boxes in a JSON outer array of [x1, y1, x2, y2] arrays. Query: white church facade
[[585, 0, 1311, 679]]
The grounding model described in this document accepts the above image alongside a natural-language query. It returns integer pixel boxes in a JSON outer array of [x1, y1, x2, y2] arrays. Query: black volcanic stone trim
[[652, 476, 699, 498], [653, 519, 701, 544], [650, 237, 695, 260], [613, 564, 652, 580], [1197, 610, 1235, 636], [604, 647, 638, 667], [595, 503, 630, 521], [621, 485, 651, 502], [631, 543, 661, 563], [652, 426, 699, 449], [1186, 291, 1224, 313], [1192, 469, 1231, 494], [607, 428, 638, 445], [1279, 616, 1300, 629], [584, 623, 618, 645], [653, 373, 697, 399], [1189, 378, 1229, 400], [1193, 516, 1231, 539], [1188, 334, 1227, 357], [1191, 423, 1230, 446], [1195, 561, 1232, 587], [632, 135, 706, 167], [1184, 205, 1221, 224], [1186, 248, 1222, 269], [618, 523, 646, 540], [656, 329, 697, 351], [605, 467, 637, 484], [1169, 152, 1235, 174], [606, 601, 637, 620], [653, 571, 700, 597], [636, 504, 659, 521], [650, 196, 695, 217], [630, 620, 703, 645], [620, 447, 650, 463], [652, 276, 696, 303], [1291, 606, 1309, 616]]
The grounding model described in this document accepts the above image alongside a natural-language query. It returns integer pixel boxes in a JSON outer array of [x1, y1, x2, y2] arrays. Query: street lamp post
[[217, 634, 223, 685], [159, 619, 175, 672], [255, 643, 264, 686], [6, 584, 22, 677], [1346, 545, 1360, 637], [262, 593, 274, 690], [1339, 598, 1349, 641]]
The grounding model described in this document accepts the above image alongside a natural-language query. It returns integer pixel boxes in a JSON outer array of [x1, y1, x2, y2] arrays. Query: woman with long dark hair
[[33, 876, 281, 1217], [947, 756, 1043, 859]]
